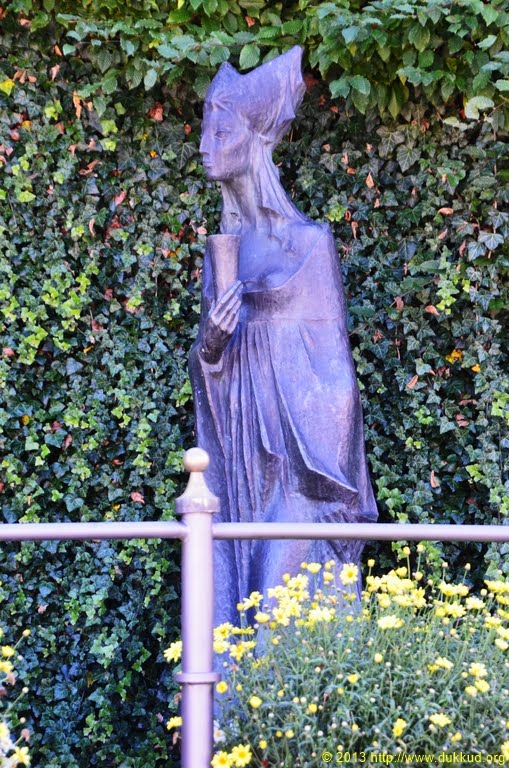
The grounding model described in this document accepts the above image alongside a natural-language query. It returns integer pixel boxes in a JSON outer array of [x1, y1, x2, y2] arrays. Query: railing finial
[[183, 447, 209, 474]]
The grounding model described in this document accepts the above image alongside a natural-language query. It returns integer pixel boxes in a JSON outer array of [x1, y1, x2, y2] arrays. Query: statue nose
[[199, 135, 210, 156]]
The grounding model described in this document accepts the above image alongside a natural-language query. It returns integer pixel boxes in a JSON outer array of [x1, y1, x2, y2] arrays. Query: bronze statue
[[189, 46, 378, 625]]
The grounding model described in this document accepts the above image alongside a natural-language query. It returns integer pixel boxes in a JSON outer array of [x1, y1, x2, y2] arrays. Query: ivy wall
[[0, 1, 508, 765]]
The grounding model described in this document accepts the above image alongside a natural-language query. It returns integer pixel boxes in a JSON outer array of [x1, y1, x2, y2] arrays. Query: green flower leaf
[[464, 96, 494, 120], [239, 44, 260, 70], [408, 23, 430, 53], [144, 68, 158, 90]]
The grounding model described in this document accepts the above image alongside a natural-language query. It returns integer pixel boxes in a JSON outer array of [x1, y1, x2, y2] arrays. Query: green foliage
[[4, 0, 509, 121], [168, 557, 509, 763], [0, 622, 31, 766], [0, 1, 508, 765]]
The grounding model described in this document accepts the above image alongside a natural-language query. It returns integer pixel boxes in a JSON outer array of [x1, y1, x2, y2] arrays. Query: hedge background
[[0, 0, 508, 765]]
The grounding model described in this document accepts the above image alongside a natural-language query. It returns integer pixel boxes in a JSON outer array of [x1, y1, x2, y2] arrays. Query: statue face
[[200, 102, 252, 181]]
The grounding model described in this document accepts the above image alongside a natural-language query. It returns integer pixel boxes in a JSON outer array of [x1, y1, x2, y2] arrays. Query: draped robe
[[189, 222, 378, 625]]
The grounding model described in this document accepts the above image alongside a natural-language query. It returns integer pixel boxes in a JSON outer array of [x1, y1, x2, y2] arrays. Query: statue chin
[[202, 164, 222, 181]]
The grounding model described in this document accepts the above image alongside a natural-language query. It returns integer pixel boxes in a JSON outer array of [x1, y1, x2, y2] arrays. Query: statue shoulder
[[293, 221, 335, 252]]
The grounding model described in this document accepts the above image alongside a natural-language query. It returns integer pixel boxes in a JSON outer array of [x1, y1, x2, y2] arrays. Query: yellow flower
[[451, 732, 462, 743], [502, 742, 509, 760], [340, 563, 359, 585], [428, 656, 453, 673], [323, 572, 334, 583], [468, 662, 488, 678], [393, 718, 407, 738], [285, 730, 294, 738], [214, 623, 235, 640], [216, 681, 228, 694], [465, 686, 478, 697], [307, 703, 318, 714], [471, 364, 481, 373], [429, 713, 451, 727], [374, 653, 384, 664], [438, 581, 469, 597], [474, 679, 490, 693], [249, 695, 262, 709], [212, 751, 233, 768], [347, 674, 359, 684], [351, 723, 359, 732], [465, 597, 485, 611], [231, 743, 252, 767], [0, 721, 9, 740], [1, 646, 15, 658], [166, 716, 182, 730], [0, 660, 13, 675], [367, 559, 375, 568], [445, 348, 463, 363], [306, 562, 322, 574], [254, 611, 270, 624], [259, 740, 267, 750], [237, 592, 263, 611], [14, 746, 31, 766], [163, 641, 182, 663], [236, 684, 243, 692], [214, 639, 230, 655], [496, 638, 509, 651], [377, 615, 404, 630]]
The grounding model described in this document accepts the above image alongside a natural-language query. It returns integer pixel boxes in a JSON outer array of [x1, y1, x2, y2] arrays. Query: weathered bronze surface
[[189, 46, 378, 624]]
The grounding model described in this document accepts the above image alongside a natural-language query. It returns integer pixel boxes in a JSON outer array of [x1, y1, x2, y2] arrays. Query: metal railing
[[1, 446, 509, 768]]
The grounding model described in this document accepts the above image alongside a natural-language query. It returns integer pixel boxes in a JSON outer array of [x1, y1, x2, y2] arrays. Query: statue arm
[[197, 251, 242, 365]]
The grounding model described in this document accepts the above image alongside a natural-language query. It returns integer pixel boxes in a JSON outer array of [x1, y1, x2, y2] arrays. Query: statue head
[[200, 46, 306, 183]]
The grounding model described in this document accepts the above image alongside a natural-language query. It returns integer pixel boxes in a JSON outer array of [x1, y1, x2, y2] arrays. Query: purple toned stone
[[189, 46, 378, 625]]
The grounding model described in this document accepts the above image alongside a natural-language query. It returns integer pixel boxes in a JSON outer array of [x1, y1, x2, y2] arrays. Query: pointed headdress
[[205, 45, 306, 149]]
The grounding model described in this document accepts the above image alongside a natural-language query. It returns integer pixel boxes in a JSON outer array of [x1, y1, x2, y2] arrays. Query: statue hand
[[200, 280, 243, 364]]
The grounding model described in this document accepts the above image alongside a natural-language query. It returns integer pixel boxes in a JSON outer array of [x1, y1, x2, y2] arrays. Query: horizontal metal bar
[[212, 522, 509, 543], [1, 521, 508, 545], [0, 521, 187, 542]]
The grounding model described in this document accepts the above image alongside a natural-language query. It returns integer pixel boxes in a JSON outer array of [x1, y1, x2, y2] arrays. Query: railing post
[[174, 448, 219, 768]]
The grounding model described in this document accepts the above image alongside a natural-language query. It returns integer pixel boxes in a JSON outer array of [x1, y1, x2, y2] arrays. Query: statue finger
[[216, 280, 243, 306], [214, 291, 242, 324]]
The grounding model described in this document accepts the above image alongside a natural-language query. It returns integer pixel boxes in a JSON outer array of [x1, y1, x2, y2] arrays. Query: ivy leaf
[[495, 79, 509, 92], [239, 44, 260, 70], [408, 24, 430, 52], [464, 96, 494, 120], [467, 240, 487, 260], [396, 145, 421, 172], [144, 69, 158, 90], [478, 231, 504, 250], [17, 190, 36, 203], [0, 79, 16, 96], [377, 126, 405, 156]]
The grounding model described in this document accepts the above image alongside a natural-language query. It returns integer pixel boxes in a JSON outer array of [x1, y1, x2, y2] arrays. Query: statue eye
[[215, 130, 230, 139]]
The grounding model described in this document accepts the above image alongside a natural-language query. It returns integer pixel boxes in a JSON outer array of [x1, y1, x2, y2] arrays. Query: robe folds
[[189, 223, 378, 625]]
